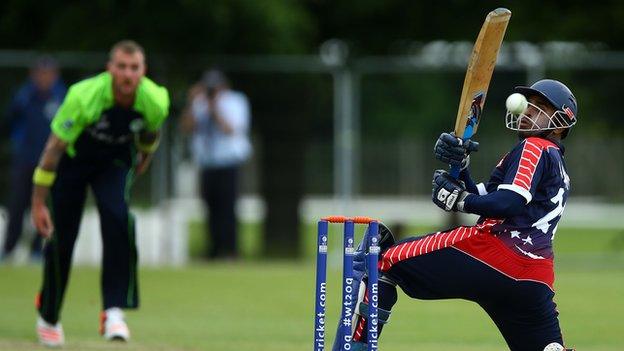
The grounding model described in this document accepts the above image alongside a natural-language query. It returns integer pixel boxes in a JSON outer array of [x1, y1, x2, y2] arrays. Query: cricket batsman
[[339, 79, 578, 351], [31, 40, 169, 347]]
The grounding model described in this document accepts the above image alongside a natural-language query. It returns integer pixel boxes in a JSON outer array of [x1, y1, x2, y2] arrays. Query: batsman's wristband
[[33, 167, 56, 187], [135, 134, 160, 153]]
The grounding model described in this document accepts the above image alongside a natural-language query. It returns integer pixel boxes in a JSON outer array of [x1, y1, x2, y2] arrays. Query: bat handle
[[449, 125, 475, 179], [449, 165, 461, 178]]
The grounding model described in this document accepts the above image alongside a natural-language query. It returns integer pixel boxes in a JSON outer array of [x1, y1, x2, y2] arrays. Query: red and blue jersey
[[379, 136, 570, 290], [479, 137, 570, 259]]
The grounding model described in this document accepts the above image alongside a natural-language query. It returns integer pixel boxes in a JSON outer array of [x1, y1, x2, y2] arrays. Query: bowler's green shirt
[[51, 72, 169, 157]]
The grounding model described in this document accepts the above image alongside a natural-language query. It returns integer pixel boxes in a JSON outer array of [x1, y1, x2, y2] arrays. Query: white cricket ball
[[505, 93, 528, 115]]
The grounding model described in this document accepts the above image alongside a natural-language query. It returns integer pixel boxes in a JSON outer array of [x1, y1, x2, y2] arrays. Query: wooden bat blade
[[454, 8, 511, 139]]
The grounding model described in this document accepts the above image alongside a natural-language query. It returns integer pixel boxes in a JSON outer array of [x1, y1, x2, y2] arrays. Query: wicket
[[313, 216, 380, 351]]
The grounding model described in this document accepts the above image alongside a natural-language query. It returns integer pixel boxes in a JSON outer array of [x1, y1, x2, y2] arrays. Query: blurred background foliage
[[2, 0, 624, 53], [2, 0, 623, 137]]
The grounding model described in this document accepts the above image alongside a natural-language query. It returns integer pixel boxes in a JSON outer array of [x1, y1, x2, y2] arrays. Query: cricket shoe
[[37, 316, 65, 347], [100, 307, 130, 341]]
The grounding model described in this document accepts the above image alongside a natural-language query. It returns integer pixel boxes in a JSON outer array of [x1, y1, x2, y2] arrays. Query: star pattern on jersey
[[521, 235, 533, 245], [510, 231, 521, 239]]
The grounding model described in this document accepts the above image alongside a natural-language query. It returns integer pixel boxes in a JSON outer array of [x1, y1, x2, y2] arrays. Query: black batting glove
[[434, 132, 479, 169], [432, 169, 469, 212]]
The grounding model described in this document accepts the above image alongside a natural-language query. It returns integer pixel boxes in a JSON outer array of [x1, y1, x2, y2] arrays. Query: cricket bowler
[[31, 40, 169, 347]]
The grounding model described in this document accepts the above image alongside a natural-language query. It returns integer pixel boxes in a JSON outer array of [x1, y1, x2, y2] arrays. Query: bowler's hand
[[32, 201, 54, 238], [136, 152, 154, 175]]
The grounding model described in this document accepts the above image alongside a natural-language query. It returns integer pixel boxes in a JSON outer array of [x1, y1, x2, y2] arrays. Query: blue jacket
[[6, 79, 66, 166]]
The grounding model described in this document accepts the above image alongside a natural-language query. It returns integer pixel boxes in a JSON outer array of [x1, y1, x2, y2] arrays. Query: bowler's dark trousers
[[200, 165, 239, 259], [37, 154, 138, 324]]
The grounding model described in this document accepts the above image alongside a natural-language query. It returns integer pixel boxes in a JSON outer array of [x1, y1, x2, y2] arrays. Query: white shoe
[[37, 316, 65, 348], [100, 307, 130, 341]]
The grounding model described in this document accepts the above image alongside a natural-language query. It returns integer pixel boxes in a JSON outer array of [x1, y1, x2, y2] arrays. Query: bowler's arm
[[31, 134, 67, 237]]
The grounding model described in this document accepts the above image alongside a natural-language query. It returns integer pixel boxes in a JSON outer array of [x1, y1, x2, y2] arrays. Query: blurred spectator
[[1, 56, 66, 262], [181, 69, 252, 260]]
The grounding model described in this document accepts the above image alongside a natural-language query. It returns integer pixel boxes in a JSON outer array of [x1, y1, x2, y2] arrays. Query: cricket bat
[[450, 7, 511, 178]]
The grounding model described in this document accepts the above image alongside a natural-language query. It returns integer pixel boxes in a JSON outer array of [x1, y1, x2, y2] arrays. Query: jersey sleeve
[[50, 85, 86, 143], [497, 139, 547, 204], [134, 77, 170, 132]]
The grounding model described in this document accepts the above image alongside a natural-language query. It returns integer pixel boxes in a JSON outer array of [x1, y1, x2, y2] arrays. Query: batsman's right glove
[[434, 132, 479, 169]]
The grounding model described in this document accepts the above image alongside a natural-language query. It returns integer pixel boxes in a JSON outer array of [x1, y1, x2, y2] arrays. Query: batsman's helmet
[[513, 79, 578, 138]]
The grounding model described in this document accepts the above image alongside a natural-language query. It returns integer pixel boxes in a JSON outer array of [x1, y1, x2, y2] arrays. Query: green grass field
[[1, 226, 623, 350]]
